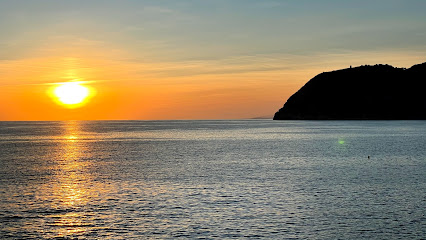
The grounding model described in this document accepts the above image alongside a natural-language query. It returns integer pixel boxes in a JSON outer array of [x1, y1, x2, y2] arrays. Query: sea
[[0, 120, 425, 239]]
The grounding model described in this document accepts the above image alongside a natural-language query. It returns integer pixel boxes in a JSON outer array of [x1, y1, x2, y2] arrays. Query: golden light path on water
[[55, 121, 90, 237], [32, 121, 173, 239], [42, 121, 110, 238]]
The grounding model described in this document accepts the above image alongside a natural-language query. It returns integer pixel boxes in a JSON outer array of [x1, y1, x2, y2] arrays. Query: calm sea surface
[[0, 120, 425, 239]]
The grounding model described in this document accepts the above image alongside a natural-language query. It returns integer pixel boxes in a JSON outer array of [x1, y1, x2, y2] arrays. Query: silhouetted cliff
[[274, 62, 426, 120]]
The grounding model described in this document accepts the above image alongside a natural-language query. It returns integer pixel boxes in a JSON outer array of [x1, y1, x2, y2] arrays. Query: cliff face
[[273, 62, 426, 120]]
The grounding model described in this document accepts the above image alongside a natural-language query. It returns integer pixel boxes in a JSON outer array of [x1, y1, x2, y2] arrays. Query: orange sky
[[0, 53, 306, 120], [1, 1, 425, 120], [0, 47, 424, 121]]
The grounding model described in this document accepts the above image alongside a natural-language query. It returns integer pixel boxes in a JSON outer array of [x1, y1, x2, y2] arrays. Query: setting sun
[[50, 82, 93, 108]]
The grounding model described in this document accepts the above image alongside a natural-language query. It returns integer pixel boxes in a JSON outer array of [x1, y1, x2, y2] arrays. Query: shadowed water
[[0, 120, 425, 239]]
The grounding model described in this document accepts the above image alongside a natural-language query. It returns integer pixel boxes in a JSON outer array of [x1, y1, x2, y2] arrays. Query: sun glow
[[50, 82, 94, 108]]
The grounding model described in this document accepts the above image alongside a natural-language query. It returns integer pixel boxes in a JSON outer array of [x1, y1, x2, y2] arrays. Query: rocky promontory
[[274, 62, 426, 120]]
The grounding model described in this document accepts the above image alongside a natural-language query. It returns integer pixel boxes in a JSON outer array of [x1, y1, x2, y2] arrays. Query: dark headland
[[273, 62, 426, 120]]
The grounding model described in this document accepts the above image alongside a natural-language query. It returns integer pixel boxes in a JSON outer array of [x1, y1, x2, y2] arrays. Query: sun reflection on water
[[41, 121, 108, 238], [65, 135, 78, 142]]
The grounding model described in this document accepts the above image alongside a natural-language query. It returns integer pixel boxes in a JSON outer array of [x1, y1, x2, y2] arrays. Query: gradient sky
[[0, 0, 425, 120]]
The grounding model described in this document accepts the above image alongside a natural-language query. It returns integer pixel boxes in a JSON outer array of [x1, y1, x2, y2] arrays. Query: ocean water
[[0, 120, 425, 239]]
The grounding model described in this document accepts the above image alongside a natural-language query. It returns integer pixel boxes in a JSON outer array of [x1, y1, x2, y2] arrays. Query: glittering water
[[0, 120, 425, 239]]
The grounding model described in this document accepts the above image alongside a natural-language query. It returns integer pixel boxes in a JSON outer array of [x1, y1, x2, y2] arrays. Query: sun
[[50, 82, 93, 108], [54, 82, 89, 105]]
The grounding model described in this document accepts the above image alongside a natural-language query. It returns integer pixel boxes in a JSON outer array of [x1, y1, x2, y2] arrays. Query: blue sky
[[1, 0, 425, 62]]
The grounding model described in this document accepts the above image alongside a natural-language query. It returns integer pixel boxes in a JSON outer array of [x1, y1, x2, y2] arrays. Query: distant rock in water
[[274, 62, 426, 120]]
